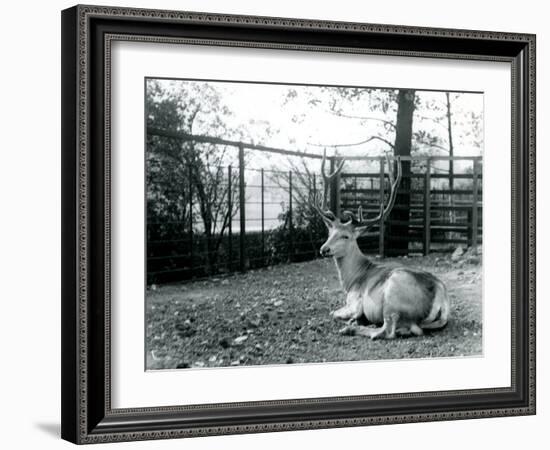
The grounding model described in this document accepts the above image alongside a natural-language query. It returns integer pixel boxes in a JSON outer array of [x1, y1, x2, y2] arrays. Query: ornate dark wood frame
[[61, 4, 536, 445]]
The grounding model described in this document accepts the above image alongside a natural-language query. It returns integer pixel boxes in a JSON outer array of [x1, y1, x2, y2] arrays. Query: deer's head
[[312, 151, 402, 259]]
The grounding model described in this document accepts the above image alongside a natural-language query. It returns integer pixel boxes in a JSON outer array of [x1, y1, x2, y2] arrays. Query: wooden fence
[[147, 128, 482, 283], [337, 156, 482, 256]]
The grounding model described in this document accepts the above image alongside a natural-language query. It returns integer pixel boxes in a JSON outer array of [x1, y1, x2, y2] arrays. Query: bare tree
[[146, 80, 241, 274]]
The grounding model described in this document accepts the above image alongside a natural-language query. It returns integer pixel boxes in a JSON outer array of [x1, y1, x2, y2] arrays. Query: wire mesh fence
[[147, 161, 327, 285], [146, 130, 482, 285]]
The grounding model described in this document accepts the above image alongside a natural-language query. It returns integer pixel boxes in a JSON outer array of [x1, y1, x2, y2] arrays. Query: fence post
[[423, 158, 431, 256], [471, 158, 479, 248], [378, 156, 385, 257], [329, 157, 336, 215], [261, 168, 265, 267], [312, 173, 317, 254], [288, 171, 294, 262], [188, 164, 193, 274], [238, 145, 246, 272], [329, 157, 342, 217], [312, 173, 317, 205], [227, 165, 232, 272], [335, 158, 342, 218]]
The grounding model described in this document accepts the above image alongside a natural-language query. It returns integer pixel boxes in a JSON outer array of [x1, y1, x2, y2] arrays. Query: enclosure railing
[[147, 128, 482, 284], [339, 155, 483, 257]]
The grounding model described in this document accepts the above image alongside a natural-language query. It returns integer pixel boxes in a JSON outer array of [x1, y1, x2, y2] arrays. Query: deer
[[312, 151, 450, 340]]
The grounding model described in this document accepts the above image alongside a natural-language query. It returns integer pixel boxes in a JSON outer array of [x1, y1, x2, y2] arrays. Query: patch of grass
[[146, 255, 482, 370]]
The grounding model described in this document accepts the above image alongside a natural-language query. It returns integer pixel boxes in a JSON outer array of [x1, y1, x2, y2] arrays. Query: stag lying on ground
[[313, 152, 450, 339]]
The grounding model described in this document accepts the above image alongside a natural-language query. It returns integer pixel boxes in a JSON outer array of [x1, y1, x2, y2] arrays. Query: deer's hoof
[[339, 325, 357, 336]]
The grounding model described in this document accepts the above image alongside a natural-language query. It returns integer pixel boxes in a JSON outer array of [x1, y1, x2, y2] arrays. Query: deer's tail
[[420, 282, 450, 330]]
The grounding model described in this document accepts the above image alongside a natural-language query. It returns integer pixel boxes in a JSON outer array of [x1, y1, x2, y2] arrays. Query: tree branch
[[308, 135, 394, 149], [416, 114, 448, 130], [415, 140, 450, 152], [329, 110, 396, 129]]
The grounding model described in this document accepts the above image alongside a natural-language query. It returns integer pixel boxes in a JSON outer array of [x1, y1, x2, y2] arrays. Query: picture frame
[[61, 4, 536, 444]]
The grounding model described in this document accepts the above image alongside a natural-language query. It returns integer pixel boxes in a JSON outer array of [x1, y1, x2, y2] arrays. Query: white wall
[[0, 0, 545, 448]]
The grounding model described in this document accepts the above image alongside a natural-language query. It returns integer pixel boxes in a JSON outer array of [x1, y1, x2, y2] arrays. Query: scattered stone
[[451, 246, 464, 262], [175, 320, 196, 338], [209, 355, 217, 363], [273, 300, 284, 307], [230, 360, 240, 366], [465, 256, 481, 265], [247, 318, 261, 328], [193, 361, 205, 368], [234, 335, 248, 345]]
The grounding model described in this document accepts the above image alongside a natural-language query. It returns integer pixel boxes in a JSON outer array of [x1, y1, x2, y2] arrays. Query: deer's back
[[359, 264, 443, 323]]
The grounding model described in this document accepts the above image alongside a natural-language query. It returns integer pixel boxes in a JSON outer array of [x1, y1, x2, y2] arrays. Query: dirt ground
[[146, 253, 482, 370]]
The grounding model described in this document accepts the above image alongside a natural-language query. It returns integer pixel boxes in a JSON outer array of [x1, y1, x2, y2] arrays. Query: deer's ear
[[353, 225, 370, 237], [321, 216, 334, 229]]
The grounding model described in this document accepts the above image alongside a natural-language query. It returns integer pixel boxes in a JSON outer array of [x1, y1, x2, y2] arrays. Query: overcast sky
[[151, 78, 483, 175]]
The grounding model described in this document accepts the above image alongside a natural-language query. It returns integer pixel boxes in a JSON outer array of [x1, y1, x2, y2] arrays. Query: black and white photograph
[[145, 78, 484, 370], [0, 0, 542, 447]]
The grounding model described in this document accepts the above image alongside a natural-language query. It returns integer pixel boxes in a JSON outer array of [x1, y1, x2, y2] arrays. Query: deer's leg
[[352, 313, 399, 340], [395, 322, 424, 338], [331, 305, 355, 321], [384, 313, 399, 339], [368, 314, 396, 340], [409, 323, 424, 336], [337, 309, 367, 335], [332, 292, 362, 321], [396, 327, 412, 337], [350, 324, 385, 339]]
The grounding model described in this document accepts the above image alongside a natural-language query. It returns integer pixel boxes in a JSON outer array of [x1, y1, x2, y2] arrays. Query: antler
[[311, 149, 345, 222], [342, 153, 402, 228]]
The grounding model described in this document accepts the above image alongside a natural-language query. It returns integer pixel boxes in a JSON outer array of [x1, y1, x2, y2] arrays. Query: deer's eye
[[341, 235, 349, 240]]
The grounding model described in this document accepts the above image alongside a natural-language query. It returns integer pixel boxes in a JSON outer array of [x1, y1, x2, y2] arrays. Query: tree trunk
[[446, 92, 454, 192], [387, 89, 415, 256], [445, 92, 455, 225]]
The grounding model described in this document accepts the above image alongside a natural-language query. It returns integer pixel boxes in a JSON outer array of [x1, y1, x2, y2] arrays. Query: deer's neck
[[334, 241, 375, 293]]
